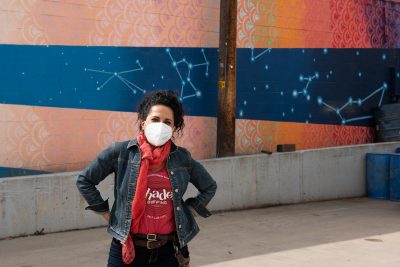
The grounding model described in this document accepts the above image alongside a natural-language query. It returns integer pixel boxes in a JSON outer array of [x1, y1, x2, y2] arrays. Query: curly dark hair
[[137, 90, 185, 135]]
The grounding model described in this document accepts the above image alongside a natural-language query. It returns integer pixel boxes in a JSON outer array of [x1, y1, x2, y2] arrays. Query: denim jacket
[[76, 139, 217, 248]]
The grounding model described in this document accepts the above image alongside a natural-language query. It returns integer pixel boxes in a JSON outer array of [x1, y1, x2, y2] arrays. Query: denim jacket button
[[175, 189, 179, 193], [170, 171, 174, 175], [178, 224, 182, 229], [177, 207, 180, 211]]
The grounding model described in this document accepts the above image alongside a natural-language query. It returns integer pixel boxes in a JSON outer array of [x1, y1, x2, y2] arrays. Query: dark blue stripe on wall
[[237, 48, 399, 126], [0, 45, 219, 117], [0, 45, 398, 126], [0, 167, 49, 178]]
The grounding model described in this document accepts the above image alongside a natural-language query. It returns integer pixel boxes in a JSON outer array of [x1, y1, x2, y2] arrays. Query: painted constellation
[[166, 48, 209, 101], [250, 48, 272, 62], [84, 60, 146, 94], [317, 83, 388, 125], [292, 72, 320, 101]]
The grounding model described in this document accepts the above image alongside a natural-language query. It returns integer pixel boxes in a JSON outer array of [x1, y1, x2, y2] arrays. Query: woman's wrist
[[102, 211, 110, 221]]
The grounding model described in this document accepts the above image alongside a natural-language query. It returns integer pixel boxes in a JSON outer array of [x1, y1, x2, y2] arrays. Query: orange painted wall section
[[237, 0, 333, 48], [235, 119, 374, 155], [237, 0, 400, 48]]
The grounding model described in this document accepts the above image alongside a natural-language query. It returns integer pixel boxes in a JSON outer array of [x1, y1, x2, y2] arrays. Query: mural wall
[[0, 0, 399, 177], [235, 0, 400, 155]]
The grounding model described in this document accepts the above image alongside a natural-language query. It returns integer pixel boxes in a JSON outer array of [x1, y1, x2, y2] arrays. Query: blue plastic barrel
[[366, 153, 390, 199], [390, 154, 400, 201]]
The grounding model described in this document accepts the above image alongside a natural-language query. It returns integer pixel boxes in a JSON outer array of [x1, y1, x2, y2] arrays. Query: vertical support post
[[217, 0, 237, 157]]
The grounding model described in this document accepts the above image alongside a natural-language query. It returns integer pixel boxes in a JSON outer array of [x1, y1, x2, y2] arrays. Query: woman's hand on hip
[[102, 211, 110, 221]]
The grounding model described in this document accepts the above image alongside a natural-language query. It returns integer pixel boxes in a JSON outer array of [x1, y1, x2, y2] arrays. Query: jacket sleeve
[[186, 152, 217, 218], [76, 142, 116, 213]]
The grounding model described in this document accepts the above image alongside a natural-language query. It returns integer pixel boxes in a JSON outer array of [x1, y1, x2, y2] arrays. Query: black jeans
[[107, 238, 179, 267]]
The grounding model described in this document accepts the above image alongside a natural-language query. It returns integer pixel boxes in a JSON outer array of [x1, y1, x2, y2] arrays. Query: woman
[[76, 90, 217, 266]]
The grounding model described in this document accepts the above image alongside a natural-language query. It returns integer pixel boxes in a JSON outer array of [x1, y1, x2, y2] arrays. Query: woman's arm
[[76, 142, 116, 213], [186, 155, 217, 217]]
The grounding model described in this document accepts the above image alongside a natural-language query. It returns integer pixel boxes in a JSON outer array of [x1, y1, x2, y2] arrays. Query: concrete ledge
[[1, 142, 399, 239], [0, 172, 114, 239]]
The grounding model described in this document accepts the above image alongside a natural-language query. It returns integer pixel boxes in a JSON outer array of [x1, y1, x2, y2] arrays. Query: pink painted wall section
[[1, 0, 220, 47], [0, 104, 216, 172]]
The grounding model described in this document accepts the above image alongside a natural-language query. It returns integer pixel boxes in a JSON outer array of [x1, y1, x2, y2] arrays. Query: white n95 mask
[[144, 122, 173, 147]]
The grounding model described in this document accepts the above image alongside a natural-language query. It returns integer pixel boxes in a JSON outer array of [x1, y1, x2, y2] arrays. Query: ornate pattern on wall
[[0, 105, 119, 173], [0, 105, 50, 171], [3, 0, 220, 47], [330, 0, 374, 47], [3, 0, 400, 48], [98, 112, 138, 150], [0, 104, 377, 175], [236, 0, 400, 48], [237, 0, 259, 48], [385, 1, 400, 47], [173, 116, 217, 159], [0, 104, 218, 175], [239, 0, 280, 48], [236, 119, 280, 154], [235, 119, 375, 155], [4, 0, 48, 45], [89, 0, 220, 47], [330, 0, 400, 48], [301, 123, 375, 149]]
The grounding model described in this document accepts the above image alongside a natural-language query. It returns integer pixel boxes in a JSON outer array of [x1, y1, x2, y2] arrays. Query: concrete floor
[[1, 198, 400, 267]]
